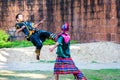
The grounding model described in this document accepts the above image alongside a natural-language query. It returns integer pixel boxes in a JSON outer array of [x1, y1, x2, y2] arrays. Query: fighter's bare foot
[[82, 77, 87, 80]]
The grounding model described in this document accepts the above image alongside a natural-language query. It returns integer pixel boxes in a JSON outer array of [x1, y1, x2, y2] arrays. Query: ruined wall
[[0, 0, 120, 43], [0, 0, 44, 29]]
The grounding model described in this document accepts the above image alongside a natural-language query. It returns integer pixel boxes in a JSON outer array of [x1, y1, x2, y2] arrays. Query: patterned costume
[[54, 23, 87, 80], [15, 21, 56, 60]]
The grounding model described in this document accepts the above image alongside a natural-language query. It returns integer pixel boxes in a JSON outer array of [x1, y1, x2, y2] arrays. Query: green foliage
[[0, 39, 55, 48], [43, 39, 78, 45], [70, 40, 79, 44], [12, 40, 33, 47], [43, 39, 55, 45], [0, 36, 78, 48], [0, 40, 33, 48], [0, 29, 78, 48], [0, 41, 12, 48], [0, 29, 9, 42]]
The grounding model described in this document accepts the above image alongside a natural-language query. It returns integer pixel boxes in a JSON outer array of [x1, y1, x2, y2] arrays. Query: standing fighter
[[49, 23, 87, 80]]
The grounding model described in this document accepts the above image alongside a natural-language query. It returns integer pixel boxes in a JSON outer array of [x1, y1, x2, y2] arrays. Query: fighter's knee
[[36, 43, 43, 49]]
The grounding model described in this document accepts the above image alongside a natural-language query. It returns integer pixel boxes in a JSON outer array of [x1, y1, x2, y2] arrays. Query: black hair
[[16, 13, 22, 20]]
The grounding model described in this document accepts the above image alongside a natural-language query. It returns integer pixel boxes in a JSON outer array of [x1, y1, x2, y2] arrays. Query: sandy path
[[0, 42, 120, 70]]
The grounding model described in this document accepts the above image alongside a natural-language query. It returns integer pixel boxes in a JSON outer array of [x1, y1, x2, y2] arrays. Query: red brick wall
[[0, 0, 120, 43]]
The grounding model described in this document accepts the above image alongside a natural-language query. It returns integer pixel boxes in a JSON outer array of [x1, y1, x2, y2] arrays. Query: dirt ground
[[0, 42, 120, 70]]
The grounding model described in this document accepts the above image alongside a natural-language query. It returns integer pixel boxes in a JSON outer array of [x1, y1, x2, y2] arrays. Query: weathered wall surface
[[0, 0, 120, 43]]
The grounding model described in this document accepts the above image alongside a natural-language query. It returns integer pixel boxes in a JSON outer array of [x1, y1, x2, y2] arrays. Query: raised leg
[[30, 34, 43, 60]]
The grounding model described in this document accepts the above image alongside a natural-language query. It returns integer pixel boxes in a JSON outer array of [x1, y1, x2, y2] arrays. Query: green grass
[[0, 69, 120, 80], [38, 60, 55, 63], [0, 39, 78, 48], [83, 69, 120, 80]]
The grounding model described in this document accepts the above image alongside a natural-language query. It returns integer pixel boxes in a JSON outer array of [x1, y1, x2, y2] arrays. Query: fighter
[[15, 13, 56, 60]]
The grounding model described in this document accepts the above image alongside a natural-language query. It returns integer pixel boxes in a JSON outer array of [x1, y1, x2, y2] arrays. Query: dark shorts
[[29, 30, 51, 49]]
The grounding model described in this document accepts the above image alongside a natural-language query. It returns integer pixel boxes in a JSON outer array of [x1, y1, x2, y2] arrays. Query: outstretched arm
[[49, 42, 59, 52], [34, 17, 46, 28], [16, 26, 26, 33]]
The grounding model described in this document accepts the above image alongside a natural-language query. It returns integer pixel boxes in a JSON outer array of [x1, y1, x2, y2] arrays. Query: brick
[[111, 0, 116, 4], [111, 33, 117, 41], [109, 18, 117, 26], [99, 11, 105, 19], [95, 33, 104, 41], [100, 33, 107, 41], [100, 19, 106, 26], [117, 27, 120, 34]]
